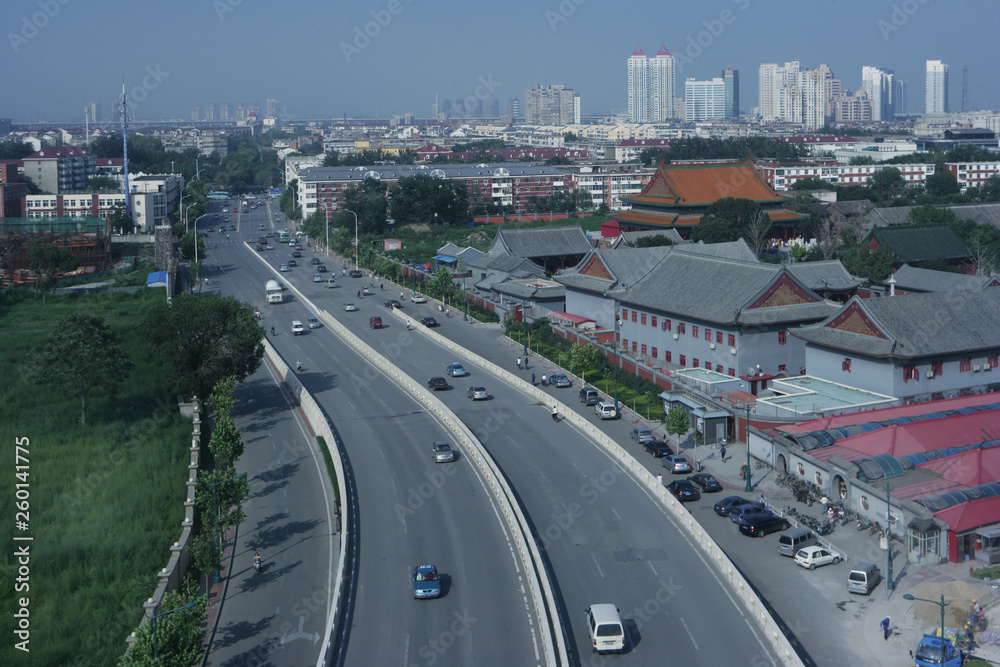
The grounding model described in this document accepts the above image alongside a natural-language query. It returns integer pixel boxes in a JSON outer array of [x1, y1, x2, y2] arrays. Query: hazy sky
[[2, 0, 996, 122]]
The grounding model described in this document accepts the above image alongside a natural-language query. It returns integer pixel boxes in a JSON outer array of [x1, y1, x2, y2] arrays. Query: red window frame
[[778, 331, 787, 345], [664, 319, 672, 331], [641, 344, 647, 356], [728, 334, 735, 347], [680, 355, 686, 367], [705, 328, 712, 341], [693, 358, 699, 367], [842, 358, 852, 372], [652, 347, 658, 358], [665, 351, 672, 363], [651, 316, 657, 328], [960, 358, 972, 373], [728, 368, 736, 377], [989, 355, 999, 369], [631, 341, 637, 353], [622, 308, 628, 320], [631, 311, 637, 323], [903, 365, 918, 381], [931, 360, 943, 376], [716, 331, 723, 344], [641, 314, 647, 325], [678, 323, 685, 335], [692, 325, 699, 338]]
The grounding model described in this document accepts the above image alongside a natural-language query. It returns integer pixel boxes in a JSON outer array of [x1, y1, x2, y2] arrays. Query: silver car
[[662, 455, 693, 474], [432, 441, 455, 463], [467, 386, 488, 400]]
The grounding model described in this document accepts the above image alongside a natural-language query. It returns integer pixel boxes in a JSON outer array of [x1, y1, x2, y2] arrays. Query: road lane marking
[[611, 508, 621, 521], [591, 552, 604, 578], [647, 561, 658, 577], [680, 616, 699, 650]]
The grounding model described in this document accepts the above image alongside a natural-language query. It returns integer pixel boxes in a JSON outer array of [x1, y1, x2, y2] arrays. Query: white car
[[344, 302, 357, 312], [410, 293, 427, 303], [595, 401, 617, 420], [307, 317, 322, 329], [794, 546, 843, 570], [291, 320, 305, 335]]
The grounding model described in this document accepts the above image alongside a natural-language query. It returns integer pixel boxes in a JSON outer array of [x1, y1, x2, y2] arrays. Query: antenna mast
[[961, 65, 968, 112], [121, 81, 131, 216]]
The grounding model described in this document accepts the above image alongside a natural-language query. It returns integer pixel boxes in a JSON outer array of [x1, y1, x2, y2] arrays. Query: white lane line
[[591, 552, 605, 578], [402, 633, 410, 667], [647, 561, 658, 577], [680, 616, 700, 651], [611, 508, 621, 521]]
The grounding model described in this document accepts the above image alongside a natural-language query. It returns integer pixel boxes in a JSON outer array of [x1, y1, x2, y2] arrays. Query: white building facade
[[684, 78, 727, 121], [925, 60, 949, 115]]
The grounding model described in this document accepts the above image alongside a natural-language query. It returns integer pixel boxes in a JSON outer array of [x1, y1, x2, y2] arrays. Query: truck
[[913, 634, 962, 667], [266, 279, 283, 304]]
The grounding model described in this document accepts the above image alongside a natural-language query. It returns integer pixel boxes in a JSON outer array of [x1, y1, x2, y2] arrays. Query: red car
[[369, 316, 382, 329]]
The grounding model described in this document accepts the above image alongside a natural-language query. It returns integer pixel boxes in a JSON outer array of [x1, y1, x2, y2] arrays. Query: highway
[[201, 199, 544, 667]]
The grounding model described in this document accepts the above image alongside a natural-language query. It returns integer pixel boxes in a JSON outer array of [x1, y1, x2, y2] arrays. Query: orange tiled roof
[[628, 160, 789, 207]]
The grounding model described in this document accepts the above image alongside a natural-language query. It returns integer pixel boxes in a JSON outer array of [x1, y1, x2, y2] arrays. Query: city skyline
[[1, 0, 995, 122]]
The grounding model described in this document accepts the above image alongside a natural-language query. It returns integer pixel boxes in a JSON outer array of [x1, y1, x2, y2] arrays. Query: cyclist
[[253, 552, 262, 574]]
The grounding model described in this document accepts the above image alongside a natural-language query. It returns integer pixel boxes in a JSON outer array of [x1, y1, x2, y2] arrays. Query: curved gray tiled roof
[[792, 290, 1000, 359], [492, 225, 593, 258], [868, 225, 970, 263], [887, 264, 1000, 293], [785, 260, 865, 292]]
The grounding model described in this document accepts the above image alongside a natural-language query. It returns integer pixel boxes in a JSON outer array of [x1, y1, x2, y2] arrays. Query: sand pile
[[908, 579, 987, 629]]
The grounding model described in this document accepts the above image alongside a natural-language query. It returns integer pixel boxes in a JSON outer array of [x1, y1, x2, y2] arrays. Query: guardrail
[[390, 308, 804, 667]]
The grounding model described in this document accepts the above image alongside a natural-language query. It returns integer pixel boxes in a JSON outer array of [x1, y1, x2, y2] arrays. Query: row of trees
[[640, 137, 811, 167]]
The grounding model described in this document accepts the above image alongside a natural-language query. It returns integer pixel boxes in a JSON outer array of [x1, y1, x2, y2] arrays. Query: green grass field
[[0, 290, 192, 666]]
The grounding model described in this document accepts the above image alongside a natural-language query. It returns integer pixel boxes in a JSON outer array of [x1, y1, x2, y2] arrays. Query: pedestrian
[[531, 373, 536, 385], [516, 357, 522, 370], [656, 473, 663, 486], [357, 290, 361, 298], [880, 617, 890, 641], [760, 493, 766, 507], [380, 283, 383, 291], [541, 374, 547, 386], [720, 444, 727, 463], [740, 463, 748, 479], [820, 496, 829, 514]]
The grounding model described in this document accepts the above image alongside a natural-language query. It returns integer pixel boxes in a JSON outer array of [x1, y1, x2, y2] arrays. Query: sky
[[1, 0, 997, 123]]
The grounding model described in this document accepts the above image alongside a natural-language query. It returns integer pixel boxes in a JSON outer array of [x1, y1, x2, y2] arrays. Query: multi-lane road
[[201, 198, 782, 666]]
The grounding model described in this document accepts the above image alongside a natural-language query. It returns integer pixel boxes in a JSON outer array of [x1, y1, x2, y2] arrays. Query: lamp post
[[209, 472, 246, 584], [180, 194, 190, 230], [903, 593, 949, 665], [148, 601, 196, 660], [733, 402, 753, 492], [462, 273, 468, 321], [521, 299, 529, 358], [610, 299, 620, 411], [884, 482, 894, 593], [320, 202, 330, 257], [344, 208, 359, 267]]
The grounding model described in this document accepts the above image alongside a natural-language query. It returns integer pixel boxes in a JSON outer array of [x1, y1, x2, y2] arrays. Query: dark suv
[[579, 387, 600, 405]]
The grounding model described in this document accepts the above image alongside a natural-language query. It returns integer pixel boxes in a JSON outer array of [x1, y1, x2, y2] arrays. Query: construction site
[[0, 217, 112, 284]]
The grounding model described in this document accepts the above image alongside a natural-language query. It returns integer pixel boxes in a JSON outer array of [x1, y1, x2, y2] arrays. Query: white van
[[291, 320, 305, 335], [585, 603, 625, 653]]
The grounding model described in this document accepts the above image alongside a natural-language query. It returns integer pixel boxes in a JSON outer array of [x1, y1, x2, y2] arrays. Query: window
[[622, 309, 629, 320], [641, 344, 647, 356], [652, 347, 658, 359], [622, 339, 628, 350], [778, 364, 786, 372], [665, 351, 672, 363], [631, 342, 637, 353], [630, 311, 636, 322], [960, 358, 972, 373], [692, 326, 699, 338], [715, 364, 723, 373], [728, 334, 735, 347], [931, 360, 943, 377], [728, 368, 736, 377], [704, 360, 711, 369], [678, 323, 685, 335], [778, 331, 787, 345], [705, 328, 712, 341], [990, 355, 1000, 370], [716, 331, 723, 344], [693, 358, 699, 367], [651, 316, 657, 328], [680, 355, 686, 367], [842, 358, 852, 372], [641, 314, 647, 325], [664, 319, 671, 331], [903, 366, 918, 381]]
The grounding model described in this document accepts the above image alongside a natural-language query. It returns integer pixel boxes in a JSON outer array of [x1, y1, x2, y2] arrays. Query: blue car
[[713, 495, 750, 517], [412, 564, 441, 599], [729, 504, 773, 526]]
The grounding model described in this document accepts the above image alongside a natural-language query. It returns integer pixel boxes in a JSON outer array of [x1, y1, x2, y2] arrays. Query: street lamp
[[884, 482, 894, 593], [209, 472, 247, 584], [180, 194, 190, 230], [733, 402, 753, 492], [148, 601, 196, 660], [903, 593, 950, 665], [319, 202, 330, 257], [344, 208, 359, 267], [462, 273, 468, 321], [521, 298, 529, 358]]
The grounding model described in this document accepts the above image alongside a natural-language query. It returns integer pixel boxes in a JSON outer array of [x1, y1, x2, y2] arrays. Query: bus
[[279, 230, 290, 243], [266, 279, 283, 304]]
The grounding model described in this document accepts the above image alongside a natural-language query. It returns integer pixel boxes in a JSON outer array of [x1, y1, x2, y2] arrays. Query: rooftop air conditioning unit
[[673, 333, 679, 340], [730, 348, 737, 355], [709, 343, 716, 350], [973, 365, 981, 372], [926, 371, 934, 378]]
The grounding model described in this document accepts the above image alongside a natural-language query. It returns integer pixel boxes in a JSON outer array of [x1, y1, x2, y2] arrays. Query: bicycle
[[754, 459, 769, 470]]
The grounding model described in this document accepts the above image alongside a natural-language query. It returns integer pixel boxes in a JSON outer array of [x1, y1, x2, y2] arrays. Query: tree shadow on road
[[213, 615, 277, 649], [246, 519, 323, 551]]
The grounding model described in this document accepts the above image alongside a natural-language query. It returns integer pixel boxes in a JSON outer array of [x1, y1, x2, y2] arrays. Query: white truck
[[266, 279, 283, 304]]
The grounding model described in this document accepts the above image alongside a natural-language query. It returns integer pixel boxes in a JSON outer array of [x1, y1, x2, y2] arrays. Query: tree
[[208, 418, 244, 471], [196, 465, 250, 532], [108, 205, 134, 234], [389, 174, 468, 225], [689, 216, 738, 244], [429, 267, 455, 300], [31, 315, 133, 427], [569, 343, 602, 376], [143, 292, 264, 397], [207, 375, 237, 419], [118, 587, 207, 667], [0, 140, 36, 160], [27, 241, 78, 301], [343, 176, 388, 234], [841, 244, 894, 285], [908, 205, 957, 225], [664, 405, 691, 442], [633, 234, 675, 248], [923, 170, 961, 197], [544, 155, 573, 166], [178, 231, 206, 262], [867, 167, 906, 204], [704, 197, 763, 229], [745, 210, 773, 258], [86, 175, 122, 191]]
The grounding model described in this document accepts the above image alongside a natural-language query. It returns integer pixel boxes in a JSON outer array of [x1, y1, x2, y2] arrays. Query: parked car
[[427, 376, 449, 390], [431, 441, 455, 463], [662, 455, 692, 474], [642, 440, 672, 458], [630, 427, 654, 444], [738, 514, 791, 538], [688, 473, 722, 493], [579, 387, 600, 405], [369, 316, 382, 329], [550, 373, 571, 388], [666, 479, 700, 502], [420, 316, 438, 327], [411, 564, 441, 599], [446, 363, 467, 377], [794, 545, 844, 570], [467, 386, 488, 400], [410, 293, 427, 303], [595, 401, 617, 419], [729, 504, 773, 526], [713, 495, 751, 517]]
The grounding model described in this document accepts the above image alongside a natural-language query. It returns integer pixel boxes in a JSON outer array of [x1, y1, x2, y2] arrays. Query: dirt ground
[[910, 579, 991, 629]]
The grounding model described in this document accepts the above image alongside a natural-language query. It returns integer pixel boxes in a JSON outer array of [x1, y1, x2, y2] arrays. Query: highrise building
[[508, 97, 519, 119], [525, 84, 576, 125], [205, 103, 217, 121], [266, 98, 279, 117], [925, 59, 949, 115], [220, 103, 232, 121], [573, 95, 581, 124], [627, 46, 675, 123], [192, 107, 201, 122], [721, 65, 739, 118], [684, 78, 727, 121], [895, 80, 907, 116], [862, 66, 895, 121], [87, 102, 103, 123], [834, 89, 873, 122], [760, 61, 836, 128]]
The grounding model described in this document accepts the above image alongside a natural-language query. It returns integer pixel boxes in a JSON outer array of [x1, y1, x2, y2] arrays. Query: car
[[218, 227, 225, 233], [420, 316, 438, 327], [688, 473, 723, 493], [794, 545, 844, 570], [427, 376, 448, 390], [642, 439, 672, 457], [550, 373, 571, 388], [713, 495, 750, 517], [310, 257, 320, 265], [369, 316, 382, 329], [349, 269, 363, 278], [411, 564, 441, 599], [344, 302, 357, 311], [292, 250, 302, 258], [432, 441, 455, 462], [265, 243, 274, 250], [630, 427, 654, 444], [313, 274, 323, 282], [265, 232, 274, 238], [317, 265, 327, 273], [666, 479, 700, 502], [258, 237, 266, 244], [410, 293, 427, 303], [246, 237, 255, 244], [307, 317, 321, 329], [385, 299, 401, 309], [467, 386, 488, 400], [279, 264, 289, 272], [595, 401, 617, 419], [327, 279, 337, 288], [729, 504, 773, 526], [291, 320, 305, 335], [229, 225, 236, 231], [739, 514, 791, 537], [579, 387, 600, 405], [233, 208, 237, 212], [287, 259, 297, 267], [446, 363, 466, 377], [661, 454, 693, 474], [255, 245, 264, 251], [295, 244, 303, 250]]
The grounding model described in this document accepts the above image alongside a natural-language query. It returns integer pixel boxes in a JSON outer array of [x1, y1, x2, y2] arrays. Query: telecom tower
[[120, 82, 131, 216], [962, 65, 968, 112]]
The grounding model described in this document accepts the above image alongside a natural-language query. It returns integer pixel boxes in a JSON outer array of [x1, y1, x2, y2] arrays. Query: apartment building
[[22, 147, 96, 194]]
